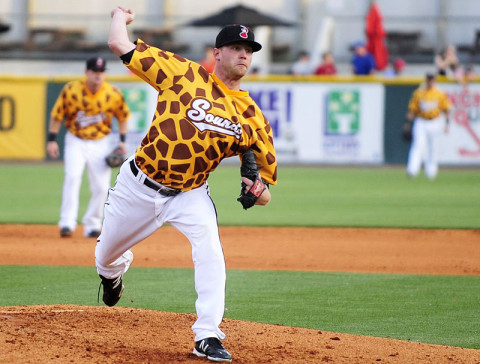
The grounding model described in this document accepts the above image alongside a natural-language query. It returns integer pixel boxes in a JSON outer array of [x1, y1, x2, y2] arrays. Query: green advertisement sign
[[326, 90, 360, 135], [121, 87, 149, 132]]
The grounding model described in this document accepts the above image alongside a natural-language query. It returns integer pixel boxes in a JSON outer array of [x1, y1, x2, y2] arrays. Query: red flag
[[365, 2, 389, 71]]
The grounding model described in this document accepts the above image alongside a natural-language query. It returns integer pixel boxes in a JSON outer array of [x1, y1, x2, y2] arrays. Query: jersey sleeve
[[50, 83, 69, 121], [125, 39, 192, 92], [113, 88, 131, 123], [440, 91, 452, 112], [408, 89, 420, 114], [241, 109, 277, 186]]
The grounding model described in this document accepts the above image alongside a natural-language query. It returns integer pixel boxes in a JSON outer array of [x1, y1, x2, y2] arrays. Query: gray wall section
[[383, 85, 417, 164]]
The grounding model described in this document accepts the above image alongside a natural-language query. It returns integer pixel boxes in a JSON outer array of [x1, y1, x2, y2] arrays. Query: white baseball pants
[[59, 132, 112, 235], [407, 117, 444, 179], [95, 156, 227, 342]]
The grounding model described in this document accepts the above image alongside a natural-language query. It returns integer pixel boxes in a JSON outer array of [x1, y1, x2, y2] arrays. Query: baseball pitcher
[[95, 6, 277, 363]]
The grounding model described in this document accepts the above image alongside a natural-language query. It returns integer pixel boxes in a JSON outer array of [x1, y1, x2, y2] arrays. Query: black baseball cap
[[86, 57, 107, 71], [426, 72, 436, 80], [215, 24, 262, 52]]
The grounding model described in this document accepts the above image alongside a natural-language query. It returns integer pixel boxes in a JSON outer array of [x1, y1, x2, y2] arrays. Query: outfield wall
[[0, 77, 47, 160], [1, 75, 479, 165]]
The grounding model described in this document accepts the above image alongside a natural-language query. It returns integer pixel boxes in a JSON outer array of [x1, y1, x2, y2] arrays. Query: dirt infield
[[1, 224, 479, 363]]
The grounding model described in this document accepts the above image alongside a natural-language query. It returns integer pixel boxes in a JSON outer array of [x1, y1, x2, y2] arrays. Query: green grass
[[210, 166, 480, 228], [0, 162, 479, 228], [0, 162, 85, 224], [1, 265, 479, 349], [1, 163, 479, 350]]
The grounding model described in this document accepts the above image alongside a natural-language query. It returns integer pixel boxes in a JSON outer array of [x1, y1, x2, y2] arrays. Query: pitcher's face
[[215, 43, 253, 79]]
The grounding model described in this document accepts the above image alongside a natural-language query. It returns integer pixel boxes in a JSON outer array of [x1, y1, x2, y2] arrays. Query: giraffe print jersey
[[126, 39, 277, 191], [51, 80, 130, 140]]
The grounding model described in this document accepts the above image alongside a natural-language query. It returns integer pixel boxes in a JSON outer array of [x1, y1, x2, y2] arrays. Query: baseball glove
[[402, 122, 412, 142], [105, 145, 126, 168], [237, 149, 266, 210]]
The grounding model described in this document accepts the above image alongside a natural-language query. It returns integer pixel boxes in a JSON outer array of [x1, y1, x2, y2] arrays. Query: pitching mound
[[1, 305, 478, 363]]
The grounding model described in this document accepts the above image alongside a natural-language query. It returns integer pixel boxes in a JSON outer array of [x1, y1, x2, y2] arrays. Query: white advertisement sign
[[245, 82, 384, 164], [244, 83, 295, 161], [111, 81, 385, 164], [438, 83, 480, 165]]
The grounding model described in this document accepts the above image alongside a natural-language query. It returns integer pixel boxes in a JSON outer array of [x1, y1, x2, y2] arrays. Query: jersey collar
[[211, 73, 249, 97], [83, 79, 105, 97]]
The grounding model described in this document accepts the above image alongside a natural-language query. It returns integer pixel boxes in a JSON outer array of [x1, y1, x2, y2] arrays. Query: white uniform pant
[[59, 132, 112, 235], [95, 156, 226, 342], [407, 117, 443, 179]]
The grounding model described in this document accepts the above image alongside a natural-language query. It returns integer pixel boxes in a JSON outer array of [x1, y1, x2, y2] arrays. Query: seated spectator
[[384, 58, 406, 77], [248, 67, 260, 77], [199, 45, 215, 73], [351, 40, 376, 75], [456, 65, 476, 86], [464, 65, 476, 83], [435, 45, 459, 77], [290, 51, 314, 75], [314, 52, 337, 75], [450, 63, 465, 83]]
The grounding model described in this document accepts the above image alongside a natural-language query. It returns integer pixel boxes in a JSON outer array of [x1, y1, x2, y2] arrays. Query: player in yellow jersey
[[47, 57, 130, 238], [95, 7, 278, 363], [404, 72, 451, 179]]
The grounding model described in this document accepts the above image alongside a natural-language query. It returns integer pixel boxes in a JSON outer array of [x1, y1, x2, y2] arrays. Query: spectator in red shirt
[[199, 45, 216, 73], [314, 52, 337, 75], [384, 58, 406, 77]]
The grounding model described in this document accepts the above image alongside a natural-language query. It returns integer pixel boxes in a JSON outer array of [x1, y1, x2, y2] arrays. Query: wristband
[[47, 132, 58, 142], [120, 134, 126, 142]]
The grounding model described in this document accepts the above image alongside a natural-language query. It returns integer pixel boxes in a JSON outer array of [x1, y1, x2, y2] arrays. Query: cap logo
[[239, 25, 248, 39], [96, 58, 103, 67]]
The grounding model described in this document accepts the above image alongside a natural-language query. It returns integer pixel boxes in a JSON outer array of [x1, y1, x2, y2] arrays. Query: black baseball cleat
[[98, 275, 124, 307], [60, 227, 73, 237], [193, 337, 232, 362], [86, 230, 100, 238]]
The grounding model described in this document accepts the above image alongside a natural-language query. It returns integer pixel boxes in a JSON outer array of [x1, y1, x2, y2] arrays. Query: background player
[[46, 57, 130, 238], [95, 6, 277, 363], [404, 72, 451, 179]]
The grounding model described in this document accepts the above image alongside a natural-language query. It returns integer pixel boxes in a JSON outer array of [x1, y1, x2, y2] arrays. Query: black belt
[[129, 159, 181, 197]]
